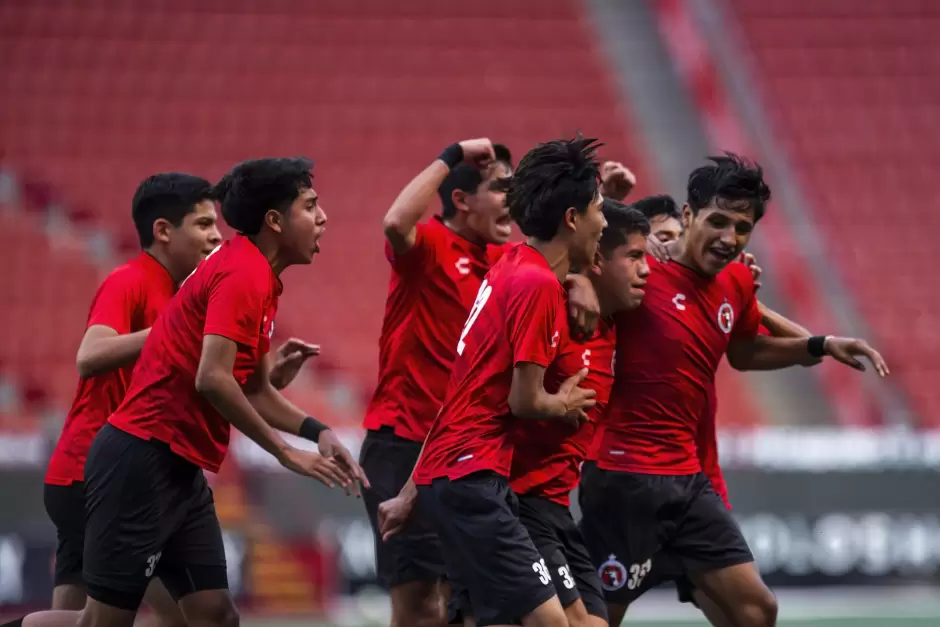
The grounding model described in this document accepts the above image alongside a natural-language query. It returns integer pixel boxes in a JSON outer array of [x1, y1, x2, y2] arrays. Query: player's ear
[[564, 206, 578, 232], [263, 209, 284, 234], [590, 249, 605, 276], [152, 218, 173, 244], [451, 189, 471, 214], [681, 203, 694, 231]]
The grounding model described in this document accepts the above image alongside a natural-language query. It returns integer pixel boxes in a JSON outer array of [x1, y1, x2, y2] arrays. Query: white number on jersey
[[457, 279, 493, 356], [581, 348, 592, 368], [558, 565, 576, 589], [532, 558, 552, 585], [180, 243, 222, 288]]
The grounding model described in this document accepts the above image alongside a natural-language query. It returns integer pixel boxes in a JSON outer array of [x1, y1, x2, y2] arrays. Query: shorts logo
[[598, 554, 628, 591], [717, 301, 734, 334]]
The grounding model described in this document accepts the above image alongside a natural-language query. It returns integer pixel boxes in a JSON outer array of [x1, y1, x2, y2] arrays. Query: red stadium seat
[[728, 0, 940, 425]]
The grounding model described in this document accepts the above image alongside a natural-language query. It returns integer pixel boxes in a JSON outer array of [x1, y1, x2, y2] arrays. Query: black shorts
[[517, 495, 607, 621], [419, 472, 556, 626], [360, 428, 446, 588], [44, 481, 87, 587], [578, 469, 752, 606], [83, 424, 228, 611]]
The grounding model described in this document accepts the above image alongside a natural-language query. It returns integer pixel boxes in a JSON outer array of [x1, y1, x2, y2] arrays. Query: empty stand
[[728, 0, 940, 424], [0, 0, 653, 393]]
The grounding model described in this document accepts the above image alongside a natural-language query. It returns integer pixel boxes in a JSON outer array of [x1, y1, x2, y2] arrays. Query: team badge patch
[[717, 301, 734, 334], [598, 554, 628, 591]]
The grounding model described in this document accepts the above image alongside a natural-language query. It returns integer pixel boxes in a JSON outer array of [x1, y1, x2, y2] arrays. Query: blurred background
[[1, 0, 939, 625]]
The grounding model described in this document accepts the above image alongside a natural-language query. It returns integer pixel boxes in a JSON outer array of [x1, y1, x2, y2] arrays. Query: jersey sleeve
[[731, 264, 762, 339], [85, 268, 138, 334], [505, 270, 563, 368], [203, 267, 268, 348], [384, 222, 438, 275]]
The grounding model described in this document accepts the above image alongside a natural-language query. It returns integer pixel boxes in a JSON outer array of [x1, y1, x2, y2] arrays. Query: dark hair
[[438, 143, 513, 219], [599, 198, 650, 258], [631, 194, 681, 222], [132, 173, 214, 248], [508, 135, 602, 241], [214, 157, 314, 235], [687, 152, 771, 222]]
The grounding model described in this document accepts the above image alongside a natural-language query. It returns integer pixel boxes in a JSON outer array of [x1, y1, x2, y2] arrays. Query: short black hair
[[599, 198, 650, 258], [214, 157, 314, 235], [438, 143, 513, 219], [687, 152, 771, 222], [132, 173, 214, 248], [509, 135, 602, 241], [631, 194, 681, 222]]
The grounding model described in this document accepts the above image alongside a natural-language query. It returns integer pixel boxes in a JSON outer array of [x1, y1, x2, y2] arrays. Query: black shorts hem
[[682, 552, 754, 575], [85, 578, 145, 611], [53, 571, 86, 588], [479, 583, 556, 627]]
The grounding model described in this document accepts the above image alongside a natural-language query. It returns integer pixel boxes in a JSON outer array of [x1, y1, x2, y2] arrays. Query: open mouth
[[707, 247, 735, 264]]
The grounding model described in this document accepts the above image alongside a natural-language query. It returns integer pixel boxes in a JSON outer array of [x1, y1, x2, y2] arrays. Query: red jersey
[[109, 235, 281, 473], [595, 257, 760, 475], [414, 245, 564, 484], [45, 253, 176, 485], [509, 320, 616, 506], [364, 218, 507, 442]]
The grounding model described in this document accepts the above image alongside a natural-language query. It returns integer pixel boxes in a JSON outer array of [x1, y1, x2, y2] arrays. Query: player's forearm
[[382, 160, 450, 255], [758, 301, 812, 338], [727, 335, 821, 371], [76, 329, 150, 378], [246, 383, 309, 436], [196, 371, 290, 460]]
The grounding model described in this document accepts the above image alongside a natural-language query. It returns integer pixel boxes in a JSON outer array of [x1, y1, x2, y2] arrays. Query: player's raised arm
[[382, 138, 496, 255]]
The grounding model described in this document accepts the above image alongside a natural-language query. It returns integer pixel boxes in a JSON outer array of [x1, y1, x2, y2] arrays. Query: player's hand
[[823, 337, 890, 377], [378, 493, 416, 542], [646, 235, 670, 262], [318, 430, 371, 497], [600, 161, 637, 201], [278, 447, 353, 490], [565, 274, 600, 340], [738, 252, 762, 290], [557, 368, 597, 428], [269, 338, 320, 390], [458, 138, 496, 168]]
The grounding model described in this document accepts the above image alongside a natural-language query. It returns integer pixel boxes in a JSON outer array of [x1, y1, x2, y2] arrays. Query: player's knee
[[389, 583, 444, 627], [180, 594, 239, 627], [734, 590, 777, 627]]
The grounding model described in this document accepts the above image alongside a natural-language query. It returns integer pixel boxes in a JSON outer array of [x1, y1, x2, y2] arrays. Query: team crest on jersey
[[717, 301, 734, 334], [598, 554, 628, 591]]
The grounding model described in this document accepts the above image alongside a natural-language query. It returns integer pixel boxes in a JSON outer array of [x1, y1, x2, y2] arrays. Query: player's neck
[[247, 234, 290, 276], [525, 238, 570, 281], [442, 218, 486, 247], [143, 247, 183, 284], [670, 237, 707, 276]]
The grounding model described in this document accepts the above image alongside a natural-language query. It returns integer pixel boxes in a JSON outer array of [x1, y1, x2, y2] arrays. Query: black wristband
[[299, 416, 328, 443], [807, 335, 829, 358], [438, 143, 464, 169]]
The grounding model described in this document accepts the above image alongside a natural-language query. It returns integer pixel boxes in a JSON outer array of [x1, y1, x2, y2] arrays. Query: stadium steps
[[726, 0, 940, 425], [246, 522, 320, 614]]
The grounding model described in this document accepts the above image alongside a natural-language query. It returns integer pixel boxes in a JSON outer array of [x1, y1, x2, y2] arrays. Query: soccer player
[[578, 154, 887, 627], [382, 136, 606, 627], [360, 137, 514, 627], [23, 173, 222, 627], [68, 158, 366, 627], [581, 191, 814, 627], [505, 200, 650, 627]]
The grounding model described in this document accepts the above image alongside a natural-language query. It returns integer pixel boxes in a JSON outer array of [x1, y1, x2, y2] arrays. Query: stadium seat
[[0, 0, 655, 400], [728, 0, 940, 425]]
